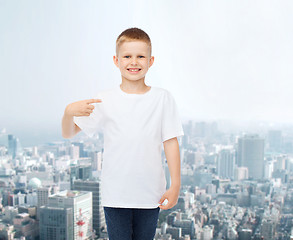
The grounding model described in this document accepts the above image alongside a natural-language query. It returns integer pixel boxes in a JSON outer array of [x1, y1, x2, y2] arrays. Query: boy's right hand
[[65, 99, 102, 117]]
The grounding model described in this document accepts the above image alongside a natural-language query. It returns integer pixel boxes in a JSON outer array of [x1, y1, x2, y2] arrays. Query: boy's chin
[[122, 76, 146, 82]]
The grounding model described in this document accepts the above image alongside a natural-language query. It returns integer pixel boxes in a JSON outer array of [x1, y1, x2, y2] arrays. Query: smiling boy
[[62, 27, 184, 240]]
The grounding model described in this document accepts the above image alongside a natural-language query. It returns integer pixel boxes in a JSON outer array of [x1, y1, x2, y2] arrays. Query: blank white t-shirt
[[73, 85, 184, 208]]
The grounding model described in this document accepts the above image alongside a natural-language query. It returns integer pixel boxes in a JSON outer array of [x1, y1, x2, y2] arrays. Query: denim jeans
[[103, 206, 160, 240]]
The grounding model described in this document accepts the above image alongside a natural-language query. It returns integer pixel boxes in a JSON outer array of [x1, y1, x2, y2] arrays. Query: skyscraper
[[260, 219, 276, 240], [37, 187, 51, 207], [39, 206, 74, 240], [217, 149, 235, 179], [90, 151, 102, 171], [70, 164, 92, 187], [8, 134, 18, 159], [69, 145, 80, 160], [72, 142, 85, 157], [267, 130, 282, 152], [237, 135, 265, 179], [72, 179, 103, 238]]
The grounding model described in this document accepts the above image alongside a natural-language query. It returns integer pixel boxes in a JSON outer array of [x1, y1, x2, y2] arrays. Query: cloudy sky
[[0, 0, 292, 145]]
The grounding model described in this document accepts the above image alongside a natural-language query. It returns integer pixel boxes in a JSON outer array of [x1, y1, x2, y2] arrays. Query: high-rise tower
[[237, 135, 265, 179]]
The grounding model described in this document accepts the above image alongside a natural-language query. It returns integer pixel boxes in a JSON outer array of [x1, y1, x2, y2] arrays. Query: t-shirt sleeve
[[73, 97, 104, 138], [161, 91, 184, 142]]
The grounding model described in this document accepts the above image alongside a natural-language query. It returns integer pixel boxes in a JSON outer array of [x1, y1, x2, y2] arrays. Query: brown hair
[[116, 27, 152, 56]]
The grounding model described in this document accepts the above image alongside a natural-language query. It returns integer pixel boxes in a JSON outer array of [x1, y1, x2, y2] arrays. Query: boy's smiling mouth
[[127, 68, 141, 72]]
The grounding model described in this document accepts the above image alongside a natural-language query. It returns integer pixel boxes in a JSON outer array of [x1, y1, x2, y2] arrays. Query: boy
[[62, 27, 184, 240]]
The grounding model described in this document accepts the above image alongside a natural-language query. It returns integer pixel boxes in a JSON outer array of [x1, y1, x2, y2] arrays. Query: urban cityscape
[[0, 120, 293, 240]]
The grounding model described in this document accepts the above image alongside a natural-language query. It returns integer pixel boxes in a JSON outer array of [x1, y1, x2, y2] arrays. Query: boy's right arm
[[62, 98, 102, 139]]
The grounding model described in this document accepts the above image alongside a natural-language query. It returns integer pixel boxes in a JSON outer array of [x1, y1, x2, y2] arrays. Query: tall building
[[50, 190, 92, 239], [8, 134, 18, 159], [70, 164, 92, 186], [37, 187, 51, 220], [37, 187, 51, 207], [44, 152, 55, 166], [274, 155, 286, 171], [264, 161, 274, 179], [39, 206, 73, 240], [26, 192, 38, 206], [90, 151, 102, 171], [217, 149, 235, 179], [72, 142, 85, 157], [267, 130, 282, 152], [69, 145, 80, 160], [72, 179, 103, 238], [237, 135, 265, 179], [260, 219, 276, 240]]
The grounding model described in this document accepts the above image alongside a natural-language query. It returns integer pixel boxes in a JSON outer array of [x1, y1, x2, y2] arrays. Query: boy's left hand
[[158, 185, 180, 210]]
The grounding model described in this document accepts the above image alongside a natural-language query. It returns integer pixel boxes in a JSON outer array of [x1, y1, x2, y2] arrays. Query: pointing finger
[[87, 99, 102, 104]]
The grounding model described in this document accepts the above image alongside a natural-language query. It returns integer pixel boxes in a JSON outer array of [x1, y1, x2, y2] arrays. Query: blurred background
[[0, 0, 292, 146]]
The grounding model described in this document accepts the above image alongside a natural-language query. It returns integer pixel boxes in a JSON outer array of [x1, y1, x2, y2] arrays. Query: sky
[[0, 0, 293, 145]]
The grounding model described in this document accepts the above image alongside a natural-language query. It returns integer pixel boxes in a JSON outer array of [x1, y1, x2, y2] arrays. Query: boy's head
[[113, 28, 154, 83], [115, 27, 152, 57]]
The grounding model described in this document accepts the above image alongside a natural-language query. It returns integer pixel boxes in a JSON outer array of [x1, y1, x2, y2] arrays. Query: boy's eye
[[123, 56, 145, 58]]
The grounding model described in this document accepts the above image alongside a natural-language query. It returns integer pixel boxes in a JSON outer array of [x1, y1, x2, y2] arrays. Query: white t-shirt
[[73, 85, 184, 208]]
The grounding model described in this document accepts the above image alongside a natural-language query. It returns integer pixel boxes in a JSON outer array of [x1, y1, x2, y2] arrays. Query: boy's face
[[113, 41, 154, 83]]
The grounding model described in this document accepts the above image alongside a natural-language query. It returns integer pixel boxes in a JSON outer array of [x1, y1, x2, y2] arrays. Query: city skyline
[[2, 117, 293, 148], [1, 118, 292, 239]]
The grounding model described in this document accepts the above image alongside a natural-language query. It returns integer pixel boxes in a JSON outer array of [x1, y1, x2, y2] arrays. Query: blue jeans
[[103, 206, 160, 240]]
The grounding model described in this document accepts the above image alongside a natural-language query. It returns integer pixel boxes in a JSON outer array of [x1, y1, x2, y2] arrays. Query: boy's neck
[[120, 80, 151, 94]]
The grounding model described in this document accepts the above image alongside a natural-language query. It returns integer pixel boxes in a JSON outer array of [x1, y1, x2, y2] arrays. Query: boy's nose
[[130, 58, 139, 65]]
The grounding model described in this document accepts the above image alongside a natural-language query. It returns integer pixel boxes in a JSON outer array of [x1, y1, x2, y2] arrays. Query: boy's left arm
[[159, 137, 181, 210]]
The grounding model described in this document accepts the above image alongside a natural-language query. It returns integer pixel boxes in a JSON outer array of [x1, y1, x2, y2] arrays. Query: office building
[[237, 135, 265, 179], [217, 149, 235, 179], [70, 164, 92, 187], [267, 130, 282, 152], [46, 190, 93, 239], [40, 206, 73, 240], [37, 187, 51, 207], [72, 179, 103, 238]]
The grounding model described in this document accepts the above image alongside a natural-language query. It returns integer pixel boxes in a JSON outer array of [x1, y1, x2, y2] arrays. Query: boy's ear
[[113, 55, 119, 67], [149, 56, 154, 67]]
